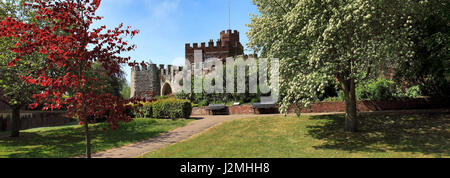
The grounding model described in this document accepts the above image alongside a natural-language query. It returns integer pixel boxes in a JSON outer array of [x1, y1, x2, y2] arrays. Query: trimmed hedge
[[134, 99, 192, 119], [152, 98, 192, 119], [134, 102, 153, 118]]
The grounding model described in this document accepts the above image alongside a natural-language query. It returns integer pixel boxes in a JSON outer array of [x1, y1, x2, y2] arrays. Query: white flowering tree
[[247, 0, 420, 132]]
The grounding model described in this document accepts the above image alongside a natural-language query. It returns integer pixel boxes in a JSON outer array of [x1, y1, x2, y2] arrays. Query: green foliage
[[250, 98, 260, 104], [120, 81, 131, 99], [132, 98, 192, 119], [134, 102, 153, 118], [196, 100, 209, 107], [322, 95, 345, 102], [0, 118, 194, 158], [0, 1, 46, 108], [173, 57, 263, 106], [247, 0, 417, 114], [323, 80, 423, 102], [88, 63, 127, 99], [356, 79, 397, 101], [404, 85, 421, 98], [151, 98, 192, 119], [394, 0, 450, 97], [174, 92, 261, 107], [154, 95, 169, 100]]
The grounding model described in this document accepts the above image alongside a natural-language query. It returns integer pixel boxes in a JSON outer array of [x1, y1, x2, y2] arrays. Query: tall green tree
[[89, 62, 127, 99], [0, 0, 140, 158], [247, 0, 418, 132], [0, 0, 45, 137], [394, 1, 450, 96], [120, 79, 131, 99]]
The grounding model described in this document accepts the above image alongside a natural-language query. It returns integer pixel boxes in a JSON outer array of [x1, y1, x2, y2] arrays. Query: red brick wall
[[228, 105, 254, 114], [191, 98, 450, 116], [0, 111, 74, 131]]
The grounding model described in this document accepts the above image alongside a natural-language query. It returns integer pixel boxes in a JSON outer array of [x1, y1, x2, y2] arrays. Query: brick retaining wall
[[191, 98, 450, 116], [0, 111, 74, 132]]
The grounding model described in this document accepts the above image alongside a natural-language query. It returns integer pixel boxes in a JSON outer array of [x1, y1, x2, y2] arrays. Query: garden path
[[91, 114, 269, 158], [90, 109, 448, 158]]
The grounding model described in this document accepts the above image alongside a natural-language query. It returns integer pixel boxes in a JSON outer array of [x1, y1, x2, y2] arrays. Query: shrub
[[322, 90, 345, 102], [154, 95, 169, 100], [404, 85, 421, 98], [133, 102, 153, 118], [152, 98, 192, 119], [357, 79, 397, 101], [322, 80, 424, 102], [322, 96, 342, 102], [250, 97, 260, 104], [197, 100, 209, 107]]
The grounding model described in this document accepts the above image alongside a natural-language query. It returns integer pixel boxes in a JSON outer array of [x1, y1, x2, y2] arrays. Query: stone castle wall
[[131, 64, 160, 98], [185, 30, 244, 63], [131, 29, 244, 98], [130, 64, 183, 98]]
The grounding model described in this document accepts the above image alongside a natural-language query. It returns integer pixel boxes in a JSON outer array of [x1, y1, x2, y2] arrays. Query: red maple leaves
[[0, 0, 142, 129]]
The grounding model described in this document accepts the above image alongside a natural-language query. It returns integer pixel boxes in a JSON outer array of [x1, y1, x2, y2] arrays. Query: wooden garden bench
[[206, 104, 228, 115]]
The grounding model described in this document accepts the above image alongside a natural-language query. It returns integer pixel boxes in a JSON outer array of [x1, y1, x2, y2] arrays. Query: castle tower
[[131, 30, 246, 98], [130, 64, 160, 99], [185, 29, 244, 64], [130, 63, 183, 98]]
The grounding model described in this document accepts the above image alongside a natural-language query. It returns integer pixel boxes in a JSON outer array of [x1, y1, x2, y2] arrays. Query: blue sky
[[94, 0, 259, 83]]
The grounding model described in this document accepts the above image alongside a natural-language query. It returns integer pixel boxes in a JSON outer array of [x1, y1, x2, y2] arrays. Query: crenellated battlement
[[132, 64, 182, 73], [131, 29, 246, 98], [158, 64, 183, 76], [185, 30, 241, 50], [220, 29, 239, 36], [131, 63, 157, 72], [131, 63, 184, 98], [185, 29, 244, 63], [185, 40, 230, 49]]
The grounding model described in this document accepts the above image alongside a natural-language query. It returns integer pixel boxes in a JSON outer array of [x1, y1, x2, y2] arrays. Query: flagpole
[[228, 0, 231, 29]]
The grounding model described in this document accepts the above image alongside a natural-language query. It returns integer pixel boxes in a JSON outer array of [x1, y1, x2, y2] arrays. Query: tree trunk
[[10, 105, 21, 137], [84, 117, 91, 158], [340, 79, 358, 132]]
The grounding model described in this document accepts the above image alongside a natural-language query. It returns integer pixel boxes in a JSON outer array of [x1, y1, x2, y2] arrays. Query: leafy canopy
[[0, 0, 45, 108], [247, 0, 418, 113], [0, 0, 140, 129]]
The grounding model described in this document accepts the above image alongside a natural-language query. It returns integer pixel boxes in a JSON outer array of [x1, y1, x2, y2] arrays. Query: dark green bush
[[404, 85, 421, 98], [197, 100, 209, 107], [250, 98, 260, 104], [395, 85, 422, 99], [152, 98, 192, 119], [357, 79, 397, 101], [133, 102, 153, 118]]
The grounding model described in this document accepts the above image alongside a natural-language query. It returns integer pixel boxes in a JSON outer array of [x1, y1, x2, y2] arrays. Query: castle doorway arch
[[161, 83, 173, 96]]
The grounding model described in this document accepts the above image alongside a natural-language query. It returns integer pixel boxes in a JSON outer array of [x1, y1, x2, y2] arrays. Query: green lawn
[[0, 118, 193, 158], [143, 113, 449, 158]]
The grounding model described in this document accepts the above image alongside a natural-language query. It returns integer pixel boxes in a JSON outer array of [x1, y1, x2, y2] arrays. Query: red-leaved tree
[[0, 0, 141, 158]]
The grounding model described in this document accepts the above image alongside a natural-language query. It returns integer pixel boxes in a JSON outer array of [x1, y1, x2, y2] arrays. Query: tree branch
[[361, 66, 372, 81]]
